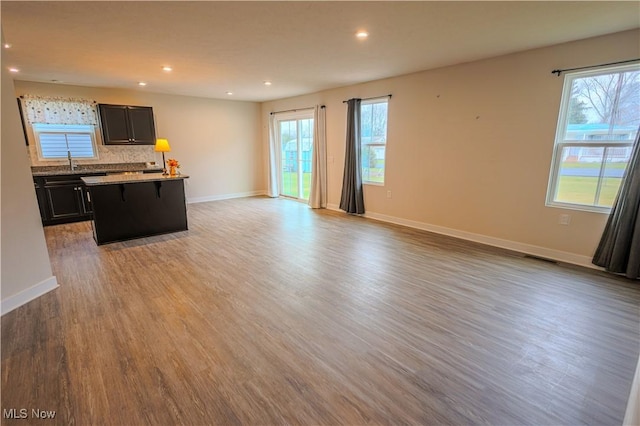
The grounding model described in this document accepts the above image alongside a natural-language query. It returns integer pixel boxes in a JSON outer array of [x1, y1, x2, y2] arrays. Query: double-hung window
[[361, 98, 389, 184], [547, 64, 639, 212]]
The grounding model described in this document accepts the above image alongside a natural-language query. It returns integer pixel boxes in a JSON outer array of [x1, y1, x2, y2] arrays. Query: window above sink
[[33, 123, 98, 160]]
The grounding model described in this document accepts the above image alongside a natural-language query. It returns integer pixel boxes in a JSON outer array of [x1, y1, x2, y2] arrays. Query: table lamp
[[155, 138, 171, 175]]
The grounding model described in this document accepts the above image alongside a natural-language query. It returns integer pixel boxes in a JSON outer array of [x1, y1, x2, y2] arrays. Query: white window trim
[[361, 97, 389, 186], [32, 123, 100, 161], [546, 64, 638, 213]]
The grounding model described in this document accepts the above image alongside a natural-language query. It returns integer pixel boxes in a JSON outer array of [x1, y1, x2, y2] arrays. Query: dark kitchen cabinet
[[33, 174, 100, 226], [33, 179, 47, 222], [98, 104, 156, 145]]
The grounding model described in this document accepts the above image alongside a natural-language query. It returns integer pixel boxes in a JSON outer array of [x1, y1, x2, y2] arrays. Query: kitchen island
[[82, 173, 189, 245]]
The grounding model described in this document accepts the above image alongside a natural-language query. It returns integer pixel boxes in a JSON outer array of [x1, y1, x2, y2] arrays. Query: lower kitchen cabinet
[[33, 174, 101, 226], [33, 179, 48, 222]]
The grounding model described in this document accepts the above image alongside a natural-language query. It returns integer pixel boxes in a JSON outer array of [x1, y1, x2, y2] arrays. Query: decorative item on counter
[[154, 138, 171, 175], [166, 158, 180, 176]]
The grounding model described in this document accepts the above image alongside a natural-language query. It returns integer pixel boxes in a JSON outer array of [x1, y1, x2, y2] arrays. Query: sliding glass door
[[277, 113, 314, 200]]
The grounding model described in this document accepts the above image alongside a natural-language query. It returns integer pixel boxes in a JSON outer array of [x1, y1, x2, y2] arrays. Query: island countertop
[[81, 173, 189, 186]]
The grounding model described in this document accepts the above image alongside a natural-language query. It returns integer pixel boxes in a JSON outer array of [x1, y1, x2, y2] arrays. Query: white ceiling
[[2, 1, 639, 102]]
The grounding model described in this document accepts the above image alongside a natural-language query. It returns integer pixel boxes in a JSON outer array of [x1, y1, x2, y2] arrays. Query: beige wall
[[261, 29, 640, 264], [15, 81, 265, 201], [1, 51, 56, 309]]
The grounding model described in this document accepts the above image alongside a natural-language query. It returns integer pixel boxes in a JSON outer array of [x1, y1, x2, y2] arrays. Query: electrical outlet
[[558, 214, 571, 225], [387, 190, 392, 199]]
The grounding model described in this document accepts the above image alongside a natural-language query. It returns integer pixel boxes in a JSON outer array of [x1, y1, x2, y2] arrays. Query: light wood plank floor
[[2, 197, 639, 425]]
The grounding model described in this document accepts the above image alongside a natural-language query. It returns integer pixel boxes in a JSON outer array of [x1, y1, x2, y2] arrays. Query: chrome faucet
[[67, 151, 77, 171]]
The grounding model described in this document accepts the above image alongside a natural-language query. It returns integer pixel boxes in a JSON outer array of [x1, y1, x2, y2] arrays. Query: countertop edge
[[32, 168, 163, 177], [81, 174, 189, 186]]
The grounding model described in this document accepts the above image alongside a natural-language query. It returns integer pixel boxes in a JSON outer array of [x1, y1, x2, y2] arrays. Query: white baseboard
[[325, 204, 595, 269], [1, 276, 58, 316], [624, 356, 640, 426], [188, 190, 266, 204]]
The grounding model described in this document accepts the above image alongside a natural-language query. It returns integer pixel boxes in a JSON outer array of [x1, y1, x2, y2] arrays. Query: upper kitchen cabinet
[[98, 104, 156, 145]]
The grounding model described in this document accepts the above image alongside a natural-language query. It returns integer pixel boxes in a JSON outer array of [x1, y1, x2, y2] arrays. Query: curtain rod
[[343, 94, 392, 103], [270, 105, 325, 115], [551, 58, 640, 76]]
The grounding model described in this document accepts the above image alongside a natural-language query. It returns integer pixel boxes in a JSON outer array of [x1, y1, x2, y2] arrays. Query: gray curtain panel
[[339, 98, 365, 214], [592, 127, 640, 279]]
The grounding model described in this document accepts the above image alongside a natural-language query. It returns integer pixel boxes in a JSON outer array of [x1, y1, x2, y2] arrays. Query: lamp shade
[[155, 138, 171, 152]]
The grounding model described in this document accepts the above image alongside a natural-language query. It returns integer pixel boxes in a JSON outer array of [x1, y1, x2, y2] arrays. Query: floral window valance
[[21, 95, 98, 126]]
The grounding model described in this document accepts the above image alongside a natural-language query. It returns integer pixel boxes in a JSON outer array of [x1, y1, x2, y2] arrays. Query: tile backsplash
[[27, 143, 158, 167]]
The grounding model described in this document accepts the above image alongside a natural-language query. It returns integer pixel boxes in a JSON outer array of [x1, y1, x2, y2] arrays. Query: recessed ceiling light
[[162, 66, 172, 72], [138, 81, 147, 86], [264, 81, 272, 86], [226, 91, 233, 96], [356, 31, 369, 39], [4, 43, 11, 49], [8, 67, 19, 73]]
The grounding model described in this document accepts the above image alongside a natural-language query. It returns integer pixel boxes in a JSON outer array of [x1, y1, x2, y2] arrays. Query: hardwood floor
[[2, 196, 639, 425]]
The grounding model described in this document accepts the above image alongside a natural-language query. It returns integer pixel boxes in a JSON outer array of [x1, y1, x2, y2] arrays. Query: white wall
[[261, 29, 640, 266], [1, 50, 57, 314], [14, 81, 265, 202]]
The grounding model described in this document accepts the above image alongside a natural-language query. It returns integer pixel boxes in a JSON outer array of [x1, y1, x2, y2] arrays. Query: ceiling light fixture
[[3, 43, 11, 49], [162, 66, 172, 72], [138, 81, 147, 86], [264, 81, 272, 86], [356, 31, 369, 39], [226, 91, 233, 96], [8, 67, 19, 73]]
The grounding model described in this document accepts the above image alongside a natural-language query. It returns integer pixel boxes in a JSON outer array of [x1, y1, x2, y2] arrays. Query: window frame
[[273, 110, 314, 201], [32, 123, 99, 161], [361, 97, 389, 186], [546, 64, 639, 213]]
